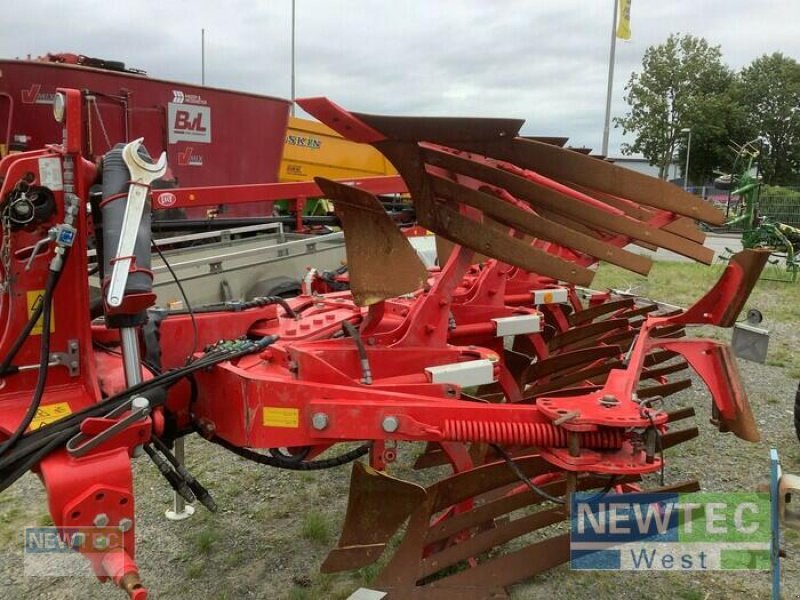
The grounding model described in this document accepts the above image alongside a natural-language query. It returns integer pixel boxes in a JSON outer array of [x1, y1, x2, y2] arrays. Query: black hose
[[0, 272, 58, 458], [241, 296, 297, 319], [0, 336, 280, 479], [341, 320, 372, 384], [0, 269, 60, 376], [211, 436, 370, 471]]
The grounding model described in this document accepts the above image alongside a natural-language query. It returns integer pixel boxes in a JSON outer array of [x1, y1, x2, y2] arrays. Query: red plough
[[0, 90, 766, 599]]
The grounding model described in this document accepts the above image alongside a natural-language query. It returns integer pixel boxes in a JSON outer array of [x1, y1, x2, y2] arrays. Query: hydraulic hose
[[0, 270, 58, 457]]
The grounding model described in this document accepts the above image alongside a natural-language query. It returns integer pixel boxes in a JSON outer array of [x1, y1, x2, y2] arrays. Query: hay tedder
[[0, 89, 768, 599]]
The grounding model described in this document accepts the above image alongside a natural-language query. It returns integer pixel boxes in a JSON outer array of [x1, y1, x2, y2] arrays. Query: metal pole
[[165, 438, 195, 521], [201, 29, 205, 86], [601, 0, 619, 157], [291, 0, 296, 116], [684, 130, 692, 191], [119, 328, 143, 386]]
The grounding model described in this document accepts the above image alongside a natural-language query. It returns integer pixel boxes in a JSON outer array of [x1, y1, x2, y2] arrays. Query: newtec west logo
[[570, 491, 770, 571], [24, 526, 127, 577]]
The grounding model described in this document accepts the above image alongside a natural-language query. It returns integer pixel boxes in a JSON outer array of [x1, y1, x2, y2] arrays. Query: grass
[[195, 528, 218, 555], [302, 511, 330, 544]]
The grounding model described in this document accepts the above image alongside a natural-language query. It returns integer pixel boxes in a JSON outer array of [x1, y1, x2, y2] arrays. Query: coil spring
[[443, 420, 623, 449]]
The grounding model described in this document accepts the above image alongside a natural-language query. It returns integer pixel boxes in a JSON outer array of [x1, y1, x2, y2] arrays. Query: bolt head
[[311, 412, 329, 431], [118, 518, 133, 533], [382, 415, 400, 433], [93, 513, 109, 527], [131, 396, 150, 411]]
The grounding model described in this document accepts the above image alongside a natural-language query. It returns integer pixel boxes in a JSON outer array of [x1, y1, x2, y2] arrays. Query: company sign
[[570, 491, 771, 571], [168, 102, 211, 144]]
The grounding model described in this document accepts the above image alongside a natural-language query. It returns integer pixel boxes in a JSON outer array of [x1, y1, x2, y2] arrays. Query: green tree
[[733, 52, 800, 185], [615, 34, 736, 182]]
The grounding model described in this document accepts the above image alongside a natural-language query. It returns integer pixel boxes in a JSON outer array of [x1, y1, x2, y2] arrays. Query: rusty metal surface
[[522, 346, 621, 384], [322, 461, 427, 572], [431, 176, 652, 275], [316, 177, 429, 306], [421, 148, 715, 264], [449, 137, 726, 225], [568, 297, 635, 326]]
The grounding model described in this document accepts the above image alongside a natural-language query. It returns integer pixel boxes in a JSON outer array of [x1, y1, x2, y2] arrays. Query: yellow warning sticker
[[263, 407, 300, 428], [28, 402, 72, 431], [26, 289, 55, 335]]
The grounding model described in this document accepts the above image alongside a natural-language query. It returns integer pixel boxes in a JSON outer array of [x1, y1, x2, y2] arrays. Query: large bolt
[[118, 518, 133, 533], [311, 413, 329, 431], [93, 513, 109, 527], [131, 396, 150, 411], [382, 416, 400, 433]]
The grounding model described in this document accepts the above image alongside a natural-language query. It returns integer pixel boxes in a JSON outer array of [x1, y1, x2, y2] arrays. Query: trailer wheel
[[795, 381, 800, 443], [246, 276, 302, 300]]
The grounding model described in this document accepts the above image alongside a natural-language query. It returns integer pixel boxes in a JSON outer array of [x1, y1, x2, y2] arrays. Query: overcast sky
[[2, 0, 798, 155]]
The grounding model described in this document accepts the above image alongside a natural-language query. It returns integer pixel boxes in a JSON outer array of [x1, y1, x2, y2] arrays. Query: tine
[[423, 147, 715, 263], [429, 455, 552, 514], [504, 348, 533, 386], [426, 203, 595, 285], [641, 361, 689, 380], [420, 507, 567, 579], [450, 137, 726, 225], [651, 324, 686, 338], [662, 427, 699, 450], [667, 406, 696, 422], [430, 175, 652, 274], [522, 346, 621, 384], [617, 304, 660, 319], [568, 298, 635, 326], [321, 462, 426, 572], [548, 319, 630, 351], [568, 182, 655, 222], [663, 217, 706, 244], [315, 178, 428, 306], [430, 533, 572, 593], [426, 474, 639, 544], [524, 360, 624, 398], [645, 350, 679, 366], [637, 378, 692, 399]]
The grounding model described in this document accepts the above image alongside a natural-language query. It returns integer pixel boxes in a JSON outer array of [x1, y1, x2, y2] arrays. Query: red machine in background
[[0, 88, 767, 600]]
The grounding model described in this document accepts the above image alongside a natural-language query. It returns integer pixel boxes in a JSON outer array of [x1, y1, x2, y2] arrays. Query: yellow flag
[[616, 0, 632, 40]]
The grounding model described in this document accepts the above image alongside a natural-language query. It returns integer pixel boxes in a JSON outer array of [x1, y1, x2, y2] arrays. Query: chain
[[0, 197, 14, 294], [89, 96, 113, 152]]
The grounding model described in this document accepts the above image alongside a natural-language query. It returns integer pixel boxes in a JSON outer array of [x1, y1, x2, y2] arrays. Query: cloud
[[1, 0, 798, 157]]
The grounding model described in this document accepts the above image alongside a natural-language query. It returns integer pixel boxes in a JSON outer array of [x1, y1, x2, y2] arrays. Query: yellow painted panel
[[262, 406, 300, 428], [280, 117, 396, 182], [29, 402, 72, 430]]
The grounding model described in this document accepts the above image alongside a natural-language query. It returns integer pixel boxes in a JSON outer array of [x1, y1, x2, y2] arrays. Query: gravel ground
[[1, 263, 799, 600]]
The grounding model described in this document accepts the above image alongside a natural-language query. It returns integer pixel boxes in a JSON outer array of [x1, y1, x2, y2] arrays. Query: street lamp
[[681, 127, 692, 191]]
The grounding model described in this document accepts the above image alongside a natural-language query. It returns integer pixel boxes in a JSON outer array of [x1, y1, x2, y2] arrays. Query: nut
[[311, 412, 329, 431], [118, 518, 133, 533], [382, 416, 400, 433]]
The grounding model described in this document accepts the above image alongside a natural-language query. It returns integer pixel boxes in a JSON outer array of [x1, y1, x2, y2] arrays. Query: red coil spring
[[443, 420, 623, 449]]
